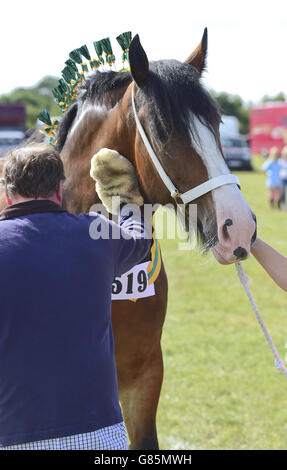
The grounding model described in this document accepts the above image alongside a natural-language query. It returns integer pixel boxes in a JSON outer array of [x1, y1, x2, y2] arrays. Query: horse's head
[[124, 30, 256, 264], [57, 31, 256, 264]]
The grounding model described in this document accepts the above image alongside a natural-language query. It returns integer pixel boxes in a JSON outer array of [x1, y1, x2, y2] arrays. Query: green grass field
[[155, 155, 287, 450]]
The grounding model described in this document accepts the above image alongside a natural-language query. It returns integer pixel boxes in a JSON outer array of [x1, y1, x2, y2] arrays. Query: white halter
[[131, 87, 239, 203]]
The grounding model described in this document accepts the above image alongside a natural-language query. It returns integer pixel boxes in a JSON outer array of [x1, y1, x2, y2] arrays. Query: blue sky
[[1, 0, 286, 102]]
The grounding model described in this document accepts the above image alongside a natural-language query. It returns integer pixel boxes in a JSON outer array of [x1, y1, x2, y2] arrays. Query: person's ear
[[5, 194, 13, 206], [56, 180, 64, 204]]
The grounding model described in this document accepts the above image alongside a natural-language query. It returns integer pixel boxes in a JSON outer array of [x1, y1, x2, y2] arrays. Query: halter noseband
[[131, 87, 239, 204]]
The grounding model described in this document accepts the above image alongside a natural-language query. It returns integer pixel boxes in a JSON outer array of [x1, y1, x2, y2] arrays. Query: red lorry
[[0, 103, 26, 129], [250, 102, 287, 155]]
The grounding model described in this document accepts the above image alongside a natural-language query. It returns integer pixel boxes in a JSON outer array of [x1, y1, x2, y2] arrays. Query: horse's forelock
[[136, 60, 221, 152]]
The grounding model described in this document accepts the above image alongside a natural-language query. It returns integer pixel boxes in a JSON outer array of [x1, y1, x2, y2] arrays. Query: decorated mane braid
[[38, 31, 132, 145]]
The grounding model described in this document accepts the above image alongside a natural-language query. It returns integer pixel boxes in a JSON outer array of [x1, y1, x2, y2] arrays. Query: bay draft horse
[[0, 30, 256, 449]]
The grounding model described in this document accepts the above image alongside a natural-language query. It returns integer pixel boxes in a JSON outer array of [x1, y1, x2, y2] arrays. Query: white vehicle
[[220, 115, 240, 134], [0, 130, 25, 158], [220, 116, 252, 171]]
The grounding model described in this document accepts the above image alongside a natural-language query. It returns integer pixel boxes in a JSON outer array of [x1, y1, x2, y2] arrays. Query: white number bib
[[112, 261, 155, 300]]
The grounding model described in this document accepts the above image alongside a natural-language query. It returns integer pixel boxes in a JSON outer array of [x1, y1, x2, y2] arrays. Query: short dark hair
[[1, 144, 65, 198]]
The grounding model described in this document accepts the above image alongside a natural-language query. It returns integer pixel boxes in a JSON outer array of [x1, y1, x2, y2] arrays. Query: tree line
[[0, 76, 286, 134]]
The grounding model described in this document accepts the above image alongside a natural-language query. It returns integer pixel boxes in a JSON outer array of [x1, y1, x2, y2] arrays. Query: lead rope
[[235, 262, 287, 378]]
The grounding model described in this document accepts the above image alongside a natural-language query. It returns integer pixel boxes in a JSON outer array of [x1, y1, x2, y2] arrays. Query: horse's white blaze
[[189, 115, 246, 221], [190, 115, 229, 179], [189, 115, 255, 261]]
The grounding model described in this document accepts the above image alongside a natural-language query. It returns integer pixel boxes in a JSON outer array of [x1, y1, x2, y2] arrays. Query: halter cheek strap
[[131, 87, 240, 203], [131, 87, 179, 199]]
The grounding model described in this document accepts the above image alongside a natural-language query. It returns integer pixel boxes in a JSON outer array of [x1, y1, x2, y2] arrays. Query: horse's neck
[[61, 105, 135, 214]]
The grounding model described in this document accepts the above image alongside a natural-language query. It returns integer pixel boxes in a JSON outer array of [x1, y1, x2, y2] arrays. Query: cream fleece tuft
[[90, 148, 144, 214]]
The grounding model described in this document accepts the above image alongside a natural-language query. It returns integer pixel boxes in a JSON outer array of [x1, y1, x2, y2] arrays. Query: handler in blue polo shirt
[[0, 144, 151, 450]]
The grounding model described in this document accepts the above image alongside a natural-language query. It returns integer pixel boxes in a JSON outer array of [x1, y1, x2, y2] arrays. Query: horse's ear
[[185, 28, 208, 75], [129, 34, 149, 87]]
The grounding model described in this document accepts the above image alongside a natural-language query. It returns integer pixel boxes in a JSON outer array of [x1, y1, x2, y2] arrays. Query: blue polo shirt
[[0, 201, 151, 446], [262, 159, 282, 188]]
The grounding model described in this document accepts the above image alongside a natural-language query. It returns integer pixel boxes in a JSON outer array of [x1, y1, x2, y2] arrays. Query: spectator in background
[[262, 146, 282, 209], [279, 145, 287, 208]]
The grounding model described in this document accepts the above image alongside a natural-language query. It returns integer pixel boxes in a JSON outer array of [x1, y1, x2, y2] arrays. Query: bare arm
[[251, 238, 287, 291]]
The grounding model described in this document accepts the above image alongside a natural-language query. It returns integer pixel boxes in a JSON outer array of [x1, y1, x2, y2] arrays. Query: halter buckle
[[173, 191, 183, 205]]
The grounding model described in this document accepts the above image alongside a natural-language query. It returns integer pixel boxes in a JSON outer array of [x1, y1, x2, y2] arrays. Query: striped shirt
[[0, 422, 128, 450]]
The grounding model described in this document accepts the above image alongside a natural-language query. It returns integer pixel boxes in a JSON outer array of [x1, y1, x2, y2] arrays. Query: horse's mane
[[79, 71, 132, 104], [56, 102, 79, 152], [56, 71, 132, 152], [56, 60, 220, 153]]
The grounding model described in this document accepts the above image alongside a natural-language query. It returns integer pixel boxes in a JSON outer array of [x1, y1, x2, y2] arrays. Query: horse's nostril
[[233, 246, 248, 260], [224, 218, 233, 227], [222, 218, 233, 240]]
